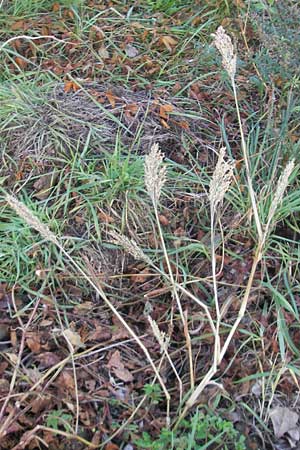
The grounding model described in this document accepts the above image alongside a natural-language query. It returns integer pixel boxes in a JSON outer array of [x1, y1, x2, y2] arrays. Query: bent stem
[[210, 207, 221, 371], [174, 243, 263, 429], [59, 243, 171, 424]]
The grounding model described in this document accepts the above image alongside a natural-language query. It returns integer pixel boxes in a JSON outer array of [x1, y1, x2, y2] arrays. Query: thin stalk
[[59, 245, 170, 420], [211, 207, 221, 370], [154, 206, 194, 390], [232, 80, 263, 240]]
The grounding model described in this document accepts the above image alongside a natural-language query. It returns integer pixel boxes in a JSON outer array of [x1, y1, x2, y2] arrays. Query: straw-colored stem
[[154, 206, 194, 390], [211, 207, 221, 369], [219, 244, 262, 360], [173, 365, 217, 429], [231, 80, 263, 241], [58, 245, 170, 408]]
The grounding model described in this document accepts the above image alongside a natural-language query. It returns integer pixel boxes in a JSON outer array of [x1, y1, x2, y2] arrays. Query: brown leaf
[[107, 350, 122, 370], [270, 407, 299, 439], [113, 367, 133, 383], [124, 103, 138, 118], [158, 214, 169, 226], [98, 210, 115, 223], [38, 352, 61, 368], [131, 268, 152, 284], [107, 350, 133, 382], [177, 120, 189, 130], [59, 371, 75, 391], [159, 103, 173, 119], [105, 443, 119, 450], [63, 328, 85, 349], [52, 2, 60, 12], [106, 91, 118, 108], [26, 333, 41, 353], [64, 81, 80, 93], [160, 35, 177, 52], [87, 326, 112, 342], [15, 57, 27, 70], [11, 20, 25, 31], [33, 172, 58, 200]]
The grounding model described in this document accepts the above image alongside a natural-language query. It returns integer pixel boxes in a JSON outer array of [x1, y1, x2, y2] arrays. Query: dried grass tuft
[[212, 26, 237, 80], [148, 316, 170, 354], [144, 143, 167, 205], [1, 83, 208, 161], [109, 230, 152, 265], [6, 194, 58, 245], [266, 160, 295, 228], [209, 147, 235, 211]]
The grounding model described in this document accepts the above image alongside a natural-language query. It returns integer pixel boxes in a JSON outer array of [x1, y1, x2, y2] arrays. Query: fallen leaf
[[159, 35, 177, 52], [63, 328, 85, 349], [64, 81, 80, 93], [105, 443, 119, 450], [39, 319, 53, 327], [6, 353, 18, 365], [124, 103, 138, 119], [107, 350, 122, 370], [11, 20, 25, 31], [107, 350, 133, 382], [176, 120, 189, 130], [26, 333, 41, 353], [38, 352, 61, 368], [106, 91, 118, 108], [59, 371, 75, 391], [87, 326, 112, 342], [270, 407, 299, 439], [52, 2, 60, 12], [159, 104, 173, 119], [125, 43, 139, 58], [113, 367, 133, 383], [131, 268, 152, 284], [15, 57, 27, 70], [98, 45, 110, 59], [33, 171, 58, 200], [158, 214, 169, 226], [98, 210, 115, 223]]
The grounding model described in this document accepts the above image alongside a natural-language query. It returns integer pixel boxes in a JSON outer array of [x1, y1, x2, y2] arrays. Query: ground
[[0, 1, 300, 449]]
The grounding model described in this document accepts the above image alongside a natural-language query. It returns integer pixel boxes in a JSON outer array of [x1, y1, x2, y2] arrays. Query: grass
[[0, 0, 300, 449]]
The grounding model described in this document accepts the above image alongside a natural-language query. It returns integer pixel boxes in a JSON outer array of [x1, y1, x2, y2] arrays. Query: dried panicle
[[212, 26, 236, 80], [267, 160, 295, 225], [209, 147, 235, 211], [6, 194, 58, 245], [148, 316, 170, 354], [109, 230, 152, 265], [144, 143, 166, 205]]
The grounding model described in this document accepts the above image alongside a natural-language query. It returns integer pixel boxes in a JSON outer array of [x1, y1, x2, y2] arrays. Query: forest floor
[[0, 1, 300, 449]]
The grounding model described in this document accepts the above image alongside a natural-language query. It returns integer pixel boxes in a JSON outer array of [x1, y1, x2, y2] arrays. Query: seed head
[[209, 147, 235, 211], [267, 160, 295, 226], [148, 316, 170, 353], [109, 230, 152, 265], [6, 194, 58, 245], [144, 143, 166, 205], [212, 26, 237, 80]]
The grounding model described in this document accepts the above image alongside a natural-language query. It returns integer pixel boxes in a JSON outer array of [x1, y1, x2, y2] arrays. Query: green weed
[[134, 409, 246, 450]]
